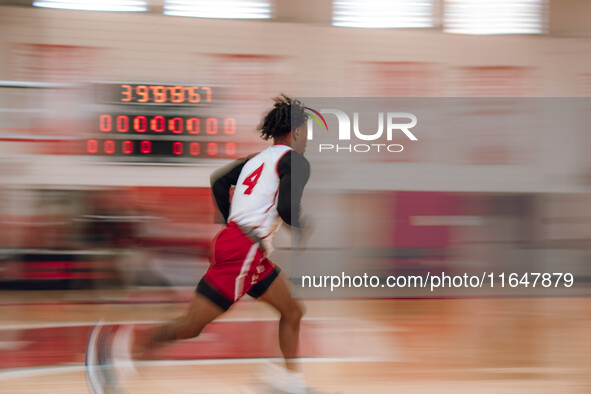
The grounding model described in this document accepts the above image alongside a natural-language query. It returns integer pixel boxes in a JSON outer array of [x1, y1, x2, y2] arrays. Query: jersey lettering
[[242, 163, 264, 195]]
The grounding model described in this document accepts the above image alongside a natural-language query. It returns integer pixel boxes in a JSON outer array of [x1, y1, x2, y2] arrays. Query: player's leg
[[135, 225, 240, 354], [88, 281, 228, 393], [134, 281, 227, 355], [256, 270, 305, 371]]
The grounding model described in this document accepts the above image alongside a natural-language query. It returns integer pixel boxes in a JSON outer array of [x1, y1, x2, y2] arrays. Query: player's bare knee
[[284, 301, 304, 323], [177, 317, 204, 339]]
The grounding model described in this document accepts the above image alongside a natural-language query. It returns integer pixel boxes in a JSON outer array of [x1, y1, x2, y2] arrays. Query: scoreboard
[[86, 83, 240, 162]]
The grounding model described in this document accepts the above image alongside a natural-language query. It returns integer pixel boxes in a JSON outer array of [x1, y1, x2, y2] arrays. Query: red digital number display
[[98, 114, 236, 136], [91, 82, 237, 162], [117, 84, 212, 104], [86, 139, 238, 159]]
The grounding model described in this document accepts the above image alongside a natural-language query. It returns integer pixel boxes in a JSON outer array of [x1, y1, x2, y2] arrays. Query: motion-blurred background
[[1, 0, 590, 292], [0, 0, 591, 287], [1, 1, 591, 393]]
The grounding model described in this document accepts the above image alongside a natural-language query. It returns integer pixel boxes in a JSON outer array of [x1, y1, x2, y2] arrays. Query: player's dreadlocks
[[258, 94, 308, 141]]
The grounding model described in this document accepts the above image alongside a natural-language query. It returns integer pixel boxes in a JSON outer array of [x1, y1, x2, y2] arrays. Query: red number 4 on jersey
[[242, 163, 264, 195]]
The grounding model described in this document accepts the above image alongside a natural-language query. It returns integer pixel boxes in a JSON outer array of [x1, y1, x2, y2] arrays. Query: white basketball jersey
[[229, 144, 292, 252]]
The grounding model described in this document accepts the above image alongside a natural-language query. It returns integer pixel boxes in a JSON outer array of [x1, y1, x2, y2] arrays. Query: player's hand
[[296, 215, 315, 249]]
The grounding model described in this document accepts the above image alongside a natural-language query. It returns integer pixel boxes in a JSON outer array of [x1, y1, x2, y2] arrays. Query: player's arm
[[276, 151, 310, 228], [210, 154, 256, 222]]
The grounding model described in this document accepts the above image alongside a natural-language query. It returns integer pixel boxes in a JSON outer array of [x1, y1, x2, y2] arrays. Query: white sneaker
[[85, 322, 123, 394], [256, 362, 308, 394], [111, 324, 138, 383], [85, 321, 103, 394]]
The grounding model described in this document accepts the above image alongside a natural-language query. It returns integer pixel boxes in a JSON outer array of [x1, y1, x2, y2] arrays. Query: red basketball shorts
[[197, 221, 279, 310]]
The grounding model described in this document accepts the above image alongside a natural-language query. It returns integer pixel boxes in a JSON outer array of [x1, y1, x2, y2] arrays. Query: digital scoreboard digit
[[86, 139, 236, 158], [96, 114, 236, 136], [88, 83, 239, 162], [115, 84, 211, 105]]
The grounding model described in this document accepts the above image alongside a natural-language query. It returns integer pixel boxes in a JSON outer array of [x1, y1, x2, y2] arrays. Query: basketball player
[[87, 95, 312, 394]]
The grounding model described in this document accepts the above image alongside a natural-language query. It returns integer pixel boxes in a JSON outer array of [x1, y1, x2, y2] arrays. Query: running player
[[87, 95, 312, 393]]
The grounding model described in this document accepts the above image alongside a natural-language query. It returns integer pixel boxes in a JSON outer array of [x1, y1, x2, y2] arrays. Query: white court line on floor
[[3, 359, 578, 382], [0, 357, 380, 381]]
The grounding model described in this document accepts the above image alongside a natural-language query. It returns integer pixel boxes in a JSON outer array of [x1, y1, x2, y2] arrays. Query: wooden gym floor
[[1, 290, 590, 393]]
